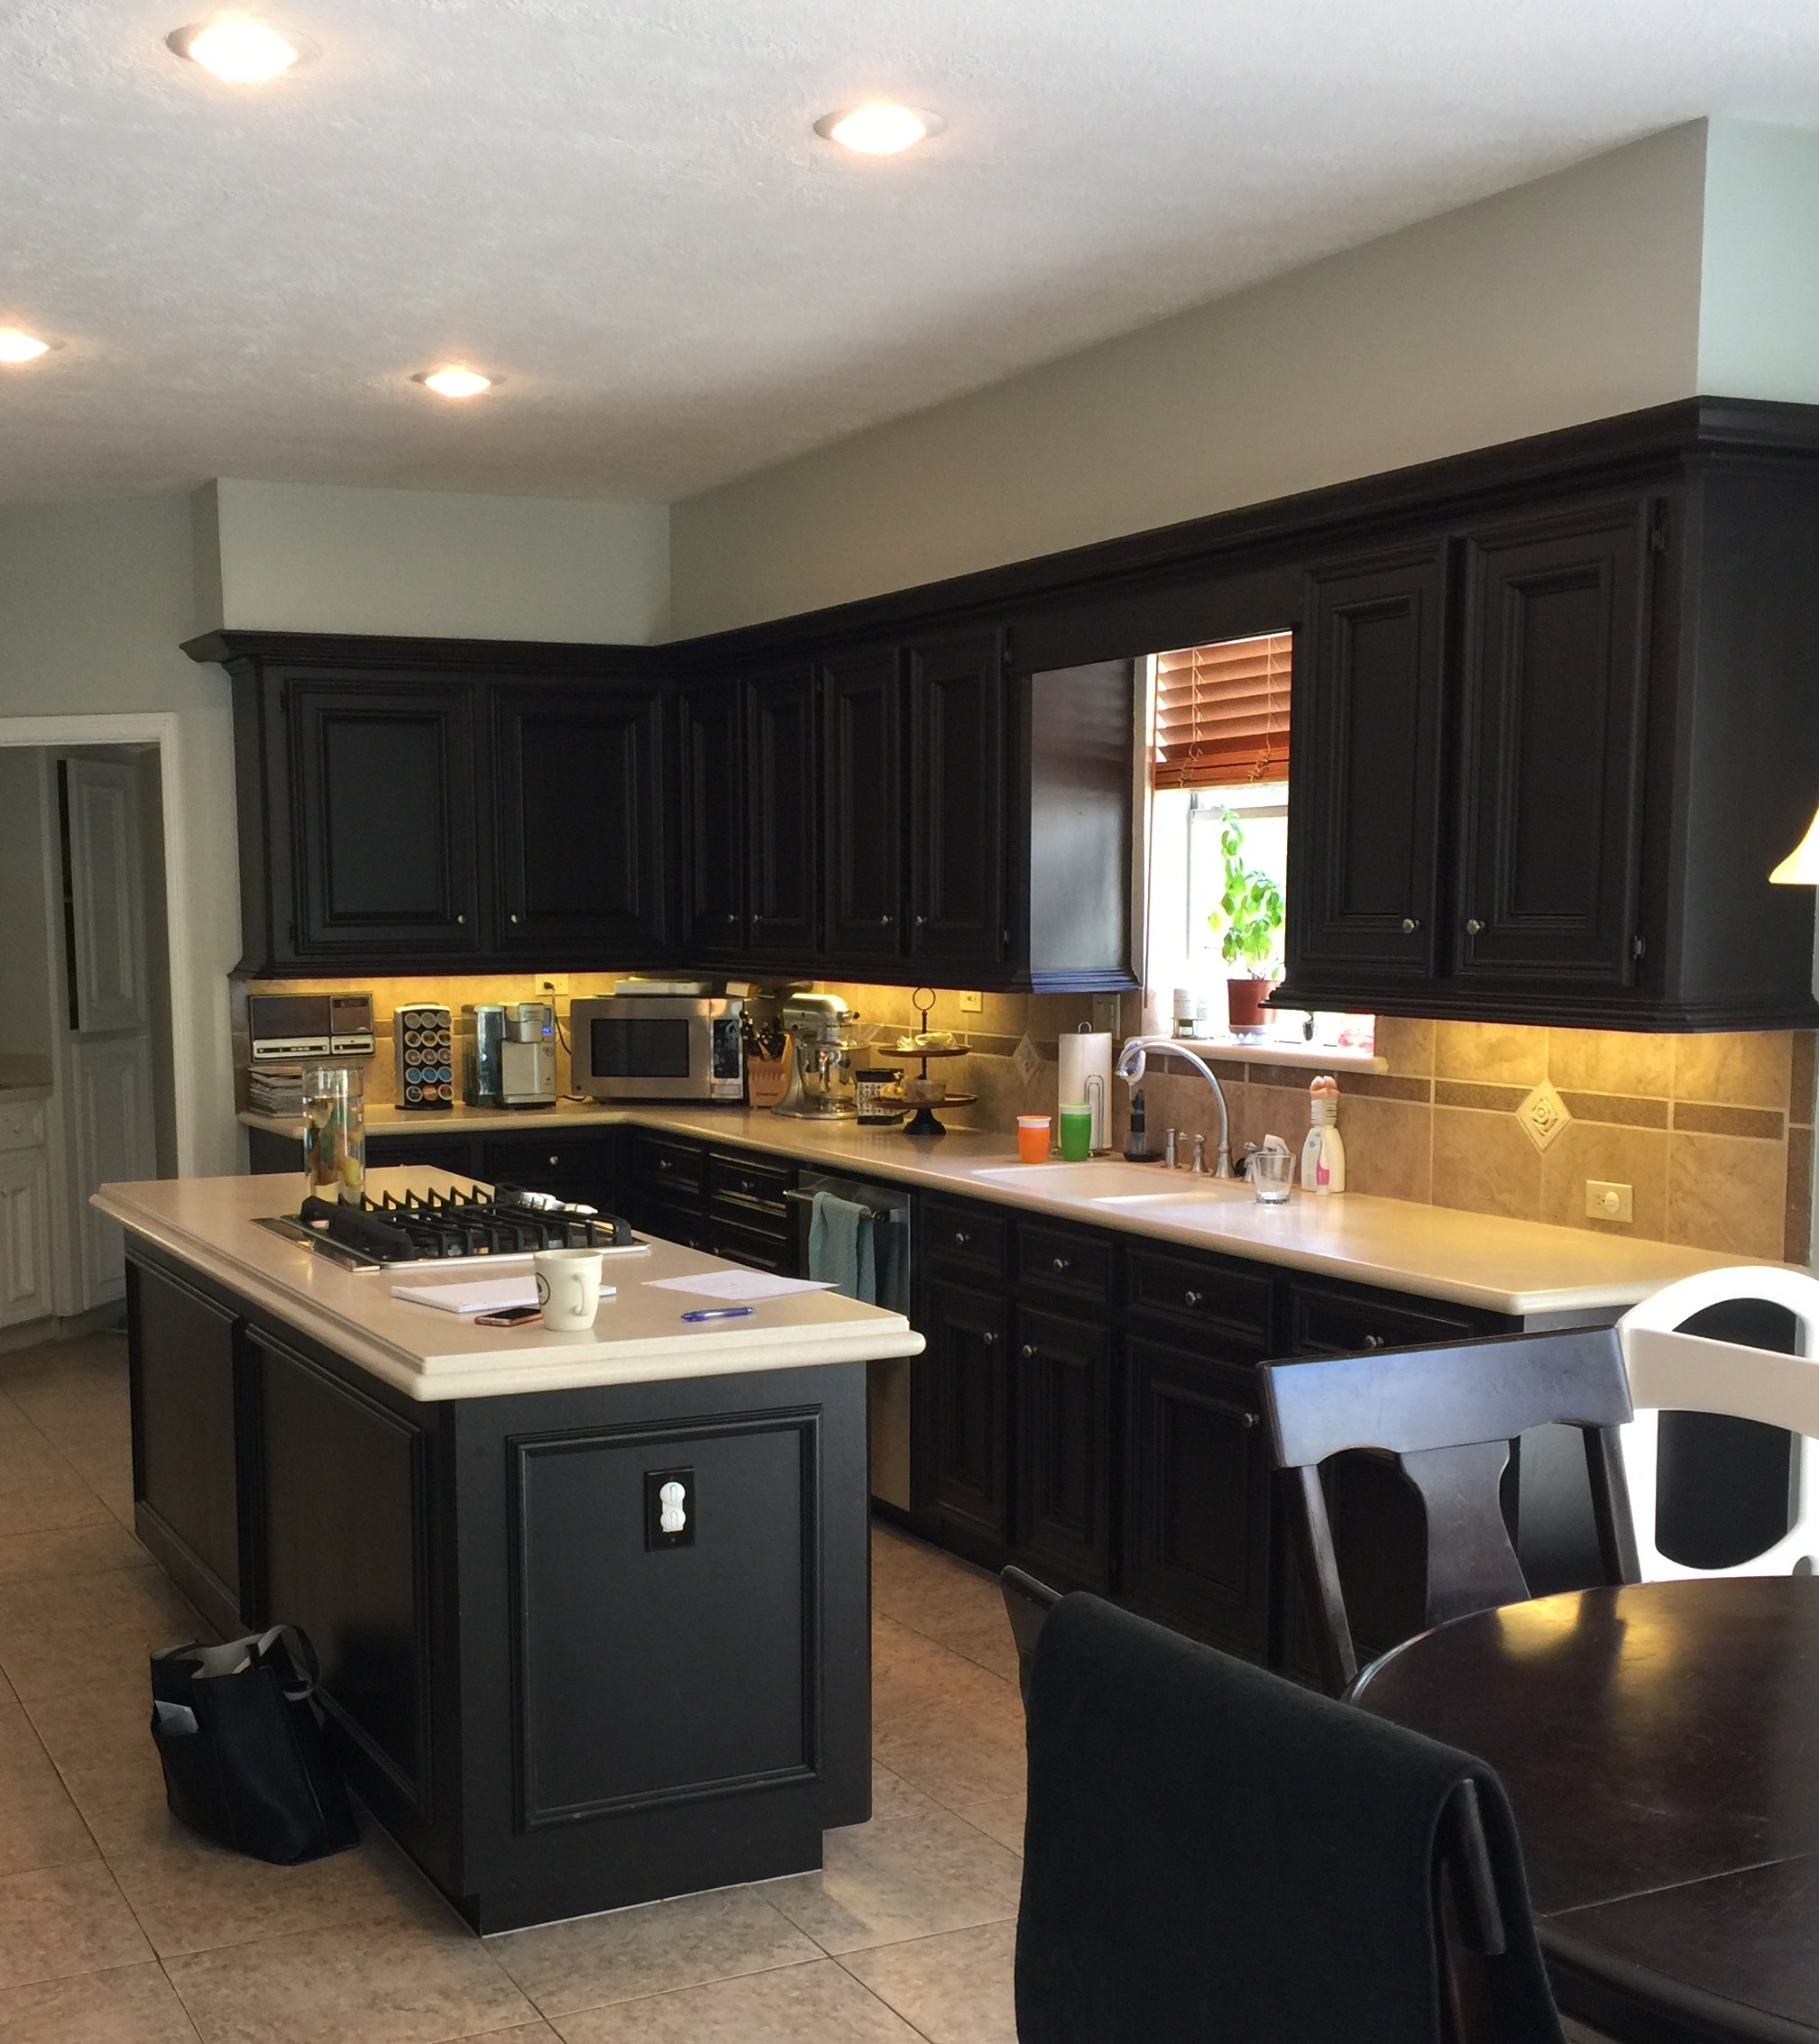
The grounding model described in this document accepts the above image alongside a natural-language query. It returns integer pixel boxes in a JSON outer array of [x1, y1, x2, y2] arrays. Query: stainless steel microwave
[[569, 995, 745, 1103]]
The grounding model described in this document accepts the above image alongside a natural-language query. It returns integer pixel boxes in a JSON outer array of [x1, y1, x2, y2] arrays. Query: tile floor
[[0, 1331, 1026, 2043]]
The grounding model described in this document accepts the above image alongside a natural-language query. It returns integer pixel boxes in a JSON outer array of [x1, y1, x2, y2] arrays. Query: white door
[[0, 1150, 51, 1327], [71, 1036, 156, 1305], [64, 759, 148, 1034]]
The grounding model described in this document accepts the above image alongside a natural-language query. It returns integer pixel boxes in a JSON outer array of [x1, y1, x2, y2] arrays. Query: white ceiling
[[5, 0, 1819, 507]]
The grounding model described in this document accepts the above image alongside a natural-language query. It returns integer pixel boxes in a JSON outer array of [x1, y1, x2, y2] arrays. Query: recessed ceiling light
[[0, 329, 51, 365], [167, 16, 306, 84], [813, 103, 945, 155], [414, 366, 497, 400]]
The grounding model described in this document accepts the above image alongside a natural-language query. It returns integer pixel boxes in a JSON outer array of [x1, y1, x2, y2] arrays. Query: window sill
[[1162, 1037, 1388, 1074]]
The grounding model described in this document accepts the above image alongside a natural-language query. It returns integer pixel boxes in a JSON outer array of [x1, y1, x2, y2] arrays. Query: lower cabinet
[[921, 1277, 1013, 1553], [0, 1144, 51, 1328], [1121, 1336, 1272, 1658], [1013, 1307, 1115, 1592]]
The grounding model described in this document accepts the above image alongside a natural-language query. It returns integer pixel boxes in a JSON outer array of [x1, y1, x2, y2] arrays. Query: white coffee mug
[[533, 1247, 605, 1331]]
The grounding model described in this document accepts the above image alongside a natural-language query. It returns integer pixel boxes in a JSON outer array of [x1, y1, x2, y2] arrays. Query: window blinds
[[1151, 631, 1292, 790]]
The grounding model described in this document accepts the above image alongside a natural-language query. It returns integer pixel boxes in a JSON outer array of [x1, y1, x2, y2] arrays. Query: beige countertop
[[94, 1169, 923, 1404], [237, 1101, 1766, 1318]]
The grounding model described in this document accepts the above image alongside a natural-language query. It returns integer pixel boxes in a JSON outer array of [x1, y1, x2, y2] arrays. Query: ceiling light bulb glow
[[417, 366, 494, 399], [171, 17, 300, 83], [815, 103, 942, 155], [0, 329, 51, 365]]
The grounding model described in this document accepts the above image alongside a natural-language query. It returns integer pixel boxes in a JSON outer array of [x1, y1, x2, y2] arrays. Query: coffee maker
[[500, 1002, 556, 1108], [772, 995, 861, 1118]]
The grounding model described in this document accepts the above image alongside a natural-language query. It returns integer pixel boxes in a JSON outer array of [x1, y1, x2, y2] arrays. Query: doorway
[[0, 740, 176, 1342]]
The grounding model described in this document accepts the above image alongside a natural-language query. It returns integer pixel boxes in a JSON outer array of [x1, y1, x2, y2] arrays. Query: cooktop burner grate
[[256, 1182, 642, 1271]]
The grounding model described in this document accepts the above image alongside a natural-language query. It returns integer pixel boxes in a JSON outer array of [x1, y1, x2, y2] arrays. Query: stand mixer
[[771, 995, 862, 1118]]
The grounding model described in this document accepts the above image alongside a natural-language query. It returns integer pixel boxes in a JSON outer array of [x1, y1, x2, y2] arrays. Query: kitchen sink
[[971, 1160, 1254, 1205]]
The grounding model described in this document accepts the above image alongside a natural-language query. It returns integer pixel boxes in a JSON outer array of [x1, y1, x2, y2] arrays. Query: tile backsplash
[[237, 976, 1814, 1264]]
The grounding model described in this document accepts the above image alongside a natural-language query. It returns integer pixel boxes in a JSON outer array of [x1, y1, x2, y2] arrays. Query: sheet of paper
[[390, 1276, 541, 1315], [644, 1271, 837, 1303]]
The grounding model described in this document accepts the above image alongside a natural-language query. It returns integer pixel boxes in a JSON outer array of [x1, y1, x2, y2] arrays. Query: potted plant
[[1212, 809, 1284, 1031]]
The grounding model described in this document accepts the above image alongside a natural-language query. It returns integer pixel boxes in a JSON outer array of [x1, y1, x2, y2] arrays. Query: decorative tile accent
[[1672, 1102, 1786, 1141], [1792, 1033, 1817, 1130], [1434, 1080, 1528, 1114], [1556, 1091, 1669, 1130], [1787, 1125, 1814, 1265], [1516, 1083, 1572, 1154]]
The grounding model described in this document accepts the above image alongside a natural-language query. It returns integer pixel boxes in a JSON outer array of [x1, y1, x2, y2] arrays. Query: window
[[1142, 631, 1372, 1054]]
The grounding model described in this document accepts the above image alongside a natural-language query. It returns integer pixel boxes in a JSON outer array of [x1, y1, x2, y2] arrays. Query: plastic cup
[[1017, 1115, 1052, 1164], [1252, 1149, 1295, 1204], [1058, 1103, 1093, 1163]]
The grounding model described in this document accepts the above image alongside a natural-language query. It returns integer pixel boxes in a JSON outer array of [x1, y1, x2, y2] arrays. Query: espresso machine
[[772, 994, 861, 1118]]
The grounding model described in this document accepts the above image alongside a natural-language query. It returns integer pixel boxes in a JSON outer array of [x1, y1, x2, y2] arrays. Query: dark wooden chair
[[1000, 1563, 1062, 1701], [1261, 1327, 1640, 1694]]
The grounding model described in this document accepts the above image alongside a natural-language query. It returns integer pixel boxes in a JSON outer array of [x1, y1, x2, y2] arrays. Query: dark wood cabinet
[[290, 681, 482, 961], [821, 650, 904, 959], [1287, 545, 1448, 984], [1452, 500, 1653, 994], [743, 668, 820, 958], [1122, 1335, 1272, 1657], [477, 1129, 620, 1212], [922, 1277, 1012, 1549], [907, 630, 1006, 972], [1014, 1306, 1114, 1591], [677, 679, 746, 955], [492, 682, 668, 959]]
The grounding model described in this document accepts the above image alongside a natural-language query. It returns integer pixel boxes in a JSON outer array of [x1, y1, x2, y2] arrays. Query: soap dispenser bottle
[[1300, 1076, 1346, 1194]]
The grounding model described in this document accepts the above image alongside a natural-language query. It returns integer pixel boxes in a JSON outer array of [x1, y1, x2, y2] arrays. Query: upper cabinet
[[821, 649, 905, 961], [202, 639, 670, 976], [676, 678, 746, 958], [743, 667, 820, 960], [907, 630, 1007, 973]]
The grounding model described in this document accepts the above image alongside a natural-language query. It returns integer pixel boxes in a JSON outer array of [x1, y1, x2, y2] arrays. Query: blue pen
[[681, 1306, 755, 1323]]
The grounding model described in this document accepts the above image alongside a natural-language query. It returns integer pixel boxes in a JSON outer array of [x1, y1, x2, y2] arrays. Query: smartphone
[[474, 1305, 543, 1328]]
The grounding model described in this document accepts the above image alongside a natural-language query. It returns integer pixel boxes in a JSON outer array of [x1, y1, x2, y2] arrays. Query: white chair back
[[1616, 1266, 1819, 1580]]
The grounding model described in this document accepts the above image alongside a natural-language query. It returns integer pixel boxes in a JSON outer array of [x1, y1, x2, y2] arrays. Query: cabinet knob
[[953, 1228, 969, 1245], [1184, 1288, 1203, 1307], [1401, 917, 1419, 934], [510, 912, 519, 924], [456, 912, 465, 925], [726, 912, 737, 925], [658, 1157, 672, 1171], [1021, 1343, 1037, 1360], [1364, 1334, 1386, 1349], [1052, 1256, 1070, 1274], [548, 1154, 559, 1166], [1465, 917, 1484, 936], [880, 913, 893, 927], [915, 914, 927, 929], [1239, 1411, 1258, 1430], [981, 1330, 997, 1348]]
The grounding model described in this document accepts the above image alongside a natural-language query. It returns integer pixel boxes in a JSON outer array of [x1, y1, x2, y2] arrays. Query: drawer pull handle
[[658, 1158, 672, 1170], [1021, 1343, 1036, 1360], [953, 1228, 970, 1245], [1401, 917, 1418, 933], [981, 1330, 997, 1347], [1051, 1256, 1070, 1274], [1184, 1288, 1203, 1307], [1239, 1411, 1257, 1429], [1465, 917, 1484, 936], [880, 913, 893, 926]]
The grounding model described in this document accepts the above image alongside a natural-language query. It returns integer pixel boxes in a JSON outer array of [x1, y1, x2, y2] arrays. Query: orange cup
[[1016, 1115, 1052, 1164]]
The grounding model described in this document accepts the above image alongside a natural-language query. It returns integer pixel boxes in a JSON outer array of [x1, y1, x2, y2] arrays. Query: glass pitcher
[[301, 1065, 365, 1205]]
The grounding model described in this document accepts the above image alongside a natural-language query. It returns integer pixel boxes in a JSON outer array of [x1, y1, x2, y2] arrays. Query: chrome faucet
[[1115, 1037, 1235, 1178]]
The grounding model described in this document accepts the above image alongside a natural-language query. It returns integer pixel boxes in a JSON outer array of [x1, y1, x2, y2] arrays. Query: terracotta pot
[[1226, 977, 1275, 1032]]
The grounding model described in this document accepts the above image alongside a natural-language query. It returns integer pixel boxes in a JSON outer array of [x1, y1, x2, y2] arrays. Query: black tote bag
[[149, 1626, 358, 1865]]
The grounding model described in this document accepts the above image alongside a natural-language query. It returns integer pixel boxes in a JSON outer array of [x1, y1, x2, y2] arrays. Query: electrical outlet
[[1092, 993, 1122, 1034], [958, 990, 983, 1013], [1586, 1180, 1634, 1224]]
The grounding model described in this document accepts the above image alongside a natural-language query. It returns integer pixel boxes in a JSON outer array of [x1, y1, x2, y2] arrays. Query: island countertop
[[240, 1101, 1770, 1316], [95, 1169, 923, 1402]]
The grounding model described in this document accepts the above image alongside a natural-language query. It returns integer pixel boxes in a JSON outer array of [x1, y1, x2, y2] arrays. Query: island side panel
[[448, 1359, 872, 1932]]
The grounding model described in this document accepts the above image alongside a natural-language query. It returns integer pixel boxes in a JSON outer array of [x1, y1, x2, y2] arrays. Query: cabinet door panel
[[1014, 1307, 1113, 1590], [678, 680, 746, 954], [0, 1151, 51, 1327], [921, 1279, 1011, 1549], [494, 683, 666, 957], [292, 683, 482, 957], [62, 759, 150, 1031], [907, 632, 1006, 969], [822, 650, 905, 960], [1286, 544, 1447, 982], [744, 669, 819, 958], [1455, 500, 1653, 987], [1123, 1336, 1270, 1657]]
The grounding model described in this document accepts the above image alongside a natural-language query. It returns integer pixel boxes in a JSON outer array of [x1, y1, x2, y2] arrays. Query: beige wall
[[0, 750, 53, 1062], [0, 494, 242, 1175], [200, 479, 672, 644], [669, 124, 1710, 634]]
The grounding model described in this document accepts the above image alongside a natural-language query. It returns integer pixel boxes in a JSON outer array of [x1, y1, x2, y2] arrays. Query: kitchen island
[[95, 1169, 923, 1933]]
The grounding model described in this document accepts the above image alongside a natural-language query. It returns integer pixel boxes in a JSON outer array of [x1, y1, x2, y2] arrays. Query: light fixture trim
[[0, 327, 55, 365], [414, 366, 500, 399], [813, 103, 947, 155], [166, 17, 316, 83]]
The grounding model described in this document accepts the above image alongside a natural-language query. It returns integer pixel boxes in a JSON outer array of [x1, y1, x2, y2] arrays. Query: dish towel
[[1017, 1593, 1564, 2044], [808, 1190, 877, 1305]]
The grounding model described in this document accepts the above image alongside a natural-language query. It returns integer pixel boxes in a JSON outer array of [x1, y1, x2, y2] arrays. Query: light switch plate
[[958, 990, 983, 1013], [1092, 994, 1122, 1034], [1586, 1180, 1634, 1223]]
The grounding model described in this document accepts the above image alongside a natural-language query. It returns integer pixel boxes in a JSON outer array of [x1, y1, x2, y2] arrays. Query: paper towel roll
[[1058, 1030, 1115, 1153]]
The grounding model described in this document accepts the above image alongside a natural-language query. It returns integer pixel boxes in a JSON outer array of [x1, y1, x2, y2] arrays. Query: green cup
[[1058, 1101, 1093, 1162]]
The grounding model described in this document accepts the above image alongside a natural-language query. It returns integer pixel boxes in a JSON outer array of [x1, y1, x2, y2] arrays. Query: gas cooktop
[[256, 1183, 646, 1272]]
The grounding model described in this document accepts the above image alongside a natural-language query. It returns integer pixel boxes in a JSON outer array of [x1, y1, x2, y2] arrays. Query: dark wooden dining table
[[1354, 1576, 1819, 2044]]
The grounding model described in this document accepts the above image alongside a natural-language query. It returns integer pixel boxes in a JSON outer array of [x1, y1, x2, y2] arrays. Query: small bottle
[[1124, 1087, 1151, 1161], [1300, 1076, 1343, 1193]]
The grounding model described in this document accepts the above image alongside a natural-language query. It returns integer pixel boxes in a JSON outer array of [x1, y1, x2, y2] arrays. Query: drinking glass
[[1251, 1148, 1294, 1204], [1058, 1103, 1093, 1162], [302, 1065, 365, 1205]]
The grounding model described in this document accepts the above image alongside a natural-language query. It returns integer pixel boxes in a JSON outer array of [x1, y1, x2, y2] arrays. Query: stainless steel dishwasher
[[791, 1172, 915, 1510]]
